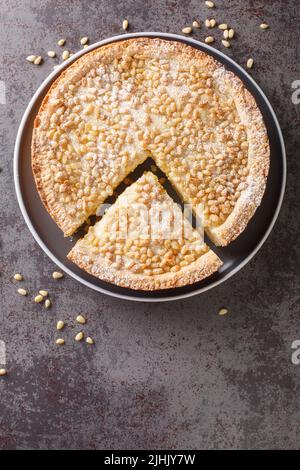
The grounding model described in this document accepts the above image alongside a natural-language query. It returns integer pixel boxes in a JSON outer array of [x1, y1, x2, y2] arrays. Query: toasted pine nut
[[222, 40, 231, 48], [75, 331, 84, 341], [76, 314, 86, 325], [218, 308, 228, 316], [34, 56, 42, 65], [39, 290, 48, 297], [17, 288, 28, 296], [52, 271, 64, 279], [182, 26, 192, 34], [62, 50, 69, 61], [56, 338, 65, 345], [247, 58, 254, 69], [26, 55, 36, 63], [57, 321, 65, 330]]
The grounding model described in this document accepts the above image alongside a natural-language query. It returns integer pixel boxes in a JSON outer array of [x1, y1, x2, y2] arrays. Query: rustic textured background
[[0, 0, 299, 450]]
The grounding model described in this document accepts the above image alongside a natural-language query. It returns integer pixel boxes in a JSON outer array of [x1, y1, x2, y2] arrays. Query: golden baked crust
[[32, 37, 269, 245], [203, 75, 269, 245], [68, 172, 222, 290]]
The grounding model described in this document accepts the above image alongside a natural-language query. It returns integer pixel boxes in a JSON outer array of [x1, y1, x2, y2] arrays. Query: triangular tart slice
[[68, 172, 222, 290]]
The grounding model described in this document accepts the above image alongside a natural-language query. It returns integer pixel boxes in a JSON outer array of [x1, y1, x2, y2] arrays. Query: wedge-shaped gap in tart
[[73, 156, 201, 241], [68, 172, 222, 290]]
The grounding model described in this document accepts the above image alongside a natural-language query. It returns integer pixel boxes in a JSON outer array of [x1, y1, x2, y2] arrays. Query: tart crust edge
[[206, 68, 270, 245], [67, 244, 222, 290]]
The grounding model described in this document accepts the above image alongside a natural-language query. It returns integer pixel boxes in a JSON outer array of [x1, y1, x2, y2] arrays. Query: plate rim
[[13, 31, 287, 302]]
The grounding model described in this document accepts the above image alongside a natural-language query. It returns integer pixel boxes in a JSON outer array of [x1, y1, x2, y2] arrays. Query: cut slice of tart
[[68, 172, 222, 290]]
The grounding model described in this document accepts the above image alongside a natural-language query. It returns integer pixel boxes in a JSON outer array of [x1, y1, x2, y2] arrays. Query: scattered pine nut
[[122, 19, 129, 30], [56, 320, 65, 330], [247, 58, 254, 69], [205, 19, 211, 27], [83, 44, 89, 49], [75, 331, 84, 341], [57, 38, 65, 46], [0, 369, 7, 376], [47, 51, 56, 58], [80, 36, 89, 45], [205, 0, 215, 7], [45, 299, 51, 309], [223, 29, 229, 39], [218, 308, 228, 316], [210, 19, 217, 27], [218, 23, 228, 30], [228, 28, 235, 39], [39, 290, 48, 297], [56, 338, 65, 345], [62, 50, 70, 61], [205, 36, 215, 44], [222, 40, 231, 48], [182, 26, 192, 34], [260, 23, 269, 29], [34, 294, 44, 303], [14, 273, 23, 281], [34, 56, 43, 65], [52, 271, 64, 279], [17, 288, 28, 296], [192, 20, 201, 28], [26, 55, 36, 63], [76, 314, 86, 325], [86, 337, 94, 345]]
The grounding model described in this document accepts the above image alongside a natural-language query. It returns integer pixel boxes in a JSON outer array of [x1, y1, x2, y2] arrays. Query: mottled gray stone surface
[[0, 0, 299, 450]]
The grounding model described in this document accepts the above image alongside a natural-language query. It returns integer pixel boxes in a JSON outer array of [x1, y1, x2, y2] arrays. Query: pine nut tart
[[68, 172, 222, 289], [32, 37, 270, 288]]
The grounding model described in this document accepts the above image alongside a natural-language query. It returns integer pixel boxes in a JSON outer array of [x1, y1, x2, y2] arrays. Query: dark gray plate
[[14, 32, 286, 302]]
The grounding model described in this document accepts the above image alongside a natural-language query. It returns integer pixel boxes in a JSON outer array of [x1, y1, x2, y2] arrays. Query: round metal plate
[[14, 32, 286, 302]]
